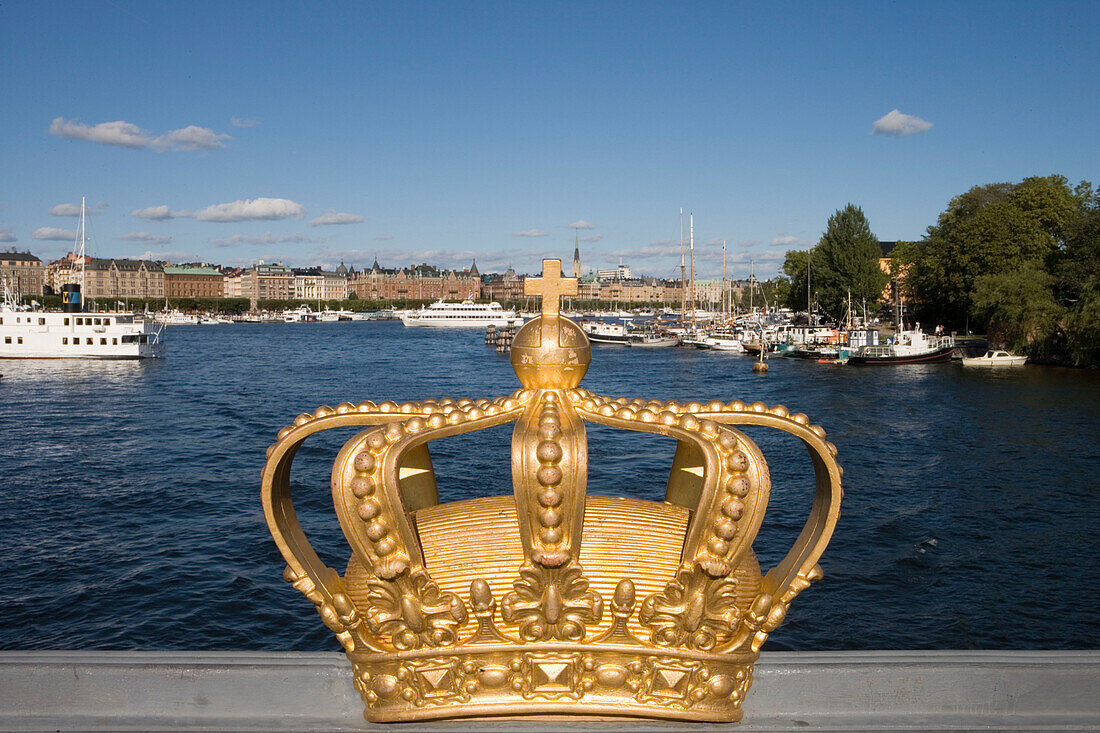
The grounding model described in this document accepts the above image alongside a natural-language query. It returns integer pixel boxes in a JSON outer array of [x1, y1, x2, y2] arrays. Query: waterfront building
[[480, 266, 525, 302], [78, 258, 165, 300], [577, 272, 600, 300], [349, 260, 481, 301], [0, 250, 44, 297], [163, 265, 225, 299], [241, 263, 293, 308], [596, 263, 632, 281], [43, 253, 88, 295], [222, 268, 243, 299], [292, 267, 348, 301]]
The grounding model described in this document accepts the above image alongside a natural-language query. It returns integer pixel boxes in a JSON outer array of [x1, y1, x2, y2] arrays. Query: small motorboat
[[961, 350, 1027, 367], [626, 332, 680, 348]]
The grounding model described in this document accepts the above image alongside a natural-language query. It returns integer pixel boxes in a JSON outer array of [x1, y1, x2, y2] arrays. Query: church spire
[[571, 230, 582, 278]]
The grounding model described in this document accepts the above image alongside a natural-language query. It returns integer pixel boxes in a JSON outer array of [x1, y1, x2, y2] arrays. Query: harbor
[[1, 320, 1097, 654]]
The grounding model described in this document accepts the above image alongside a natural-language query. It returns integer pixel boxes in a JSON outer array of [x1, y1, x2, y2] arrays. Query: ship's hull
[[848, 346, 955, 365], [1, 310, 165, 359], [586, 334, 632, 344], [402, 317, 517, 328]]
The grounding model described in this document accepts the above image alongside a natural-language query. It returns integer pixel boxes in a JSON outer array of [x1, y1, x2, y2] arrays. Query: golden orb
[[510, 315, 591, 389]]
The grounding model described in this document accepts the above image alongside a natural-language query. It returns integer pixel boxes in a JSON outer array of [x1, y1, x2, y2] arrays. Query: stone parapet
[[0, 650, 1096, 731]]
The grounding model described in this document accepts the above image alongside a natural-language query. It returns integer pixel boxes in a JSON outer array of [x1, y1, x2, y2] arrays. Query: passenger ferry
[[400, 299, 521, 328], [0, 283, 165, 359], [0, 200, 164, 359]]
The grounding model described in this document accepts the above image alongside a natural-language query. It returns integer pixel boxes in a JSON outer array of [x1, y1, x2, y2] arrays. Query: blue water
[[1, 322, 1098, 651]]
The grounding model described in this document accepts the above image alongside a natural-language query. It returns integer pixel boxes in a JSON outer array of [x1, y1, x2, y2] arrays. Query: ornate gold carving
[[501, 564, 603, 642], [363, 569, 466, 650], [260, 256, 842, 722], [639, 564, 742, 651]]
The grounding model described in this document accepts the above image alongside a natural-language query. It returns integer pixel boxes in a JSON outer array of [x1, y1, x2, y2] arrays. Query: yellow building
[[0, 250, 44, 297]]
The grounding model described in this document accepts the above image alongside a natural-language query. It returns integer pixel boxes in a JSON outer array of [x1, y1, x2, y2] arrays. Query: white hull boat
[[401, 299, 521, 328], [626, 333, 680, 348], [961, 350, 1027, 367]]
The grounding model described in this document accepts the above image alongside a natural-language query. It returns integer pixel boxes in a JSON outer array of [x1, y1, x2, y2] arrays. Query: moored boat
[[581, 320, 634, 344], [961, 350, 1027, 367], [848, 325, 954, 365], [1, 282, 164, 360], [401, 298, 521, 328], [625, 331, 680, 348]]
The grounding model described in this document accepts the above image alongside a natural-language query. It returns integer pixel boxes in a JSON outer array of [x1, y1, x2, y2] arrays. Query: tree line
[[780, 175, 1098, 366]]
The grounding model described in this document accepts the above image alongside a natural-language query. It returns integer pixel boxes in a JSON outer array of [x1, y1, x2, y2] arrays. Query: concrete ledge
[[0, 650, 1096, 731]]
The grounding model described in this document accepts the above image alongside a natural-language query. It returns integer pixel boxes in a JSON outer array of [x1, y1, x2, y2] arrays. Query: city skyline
[[1, 1, 1097, 280]]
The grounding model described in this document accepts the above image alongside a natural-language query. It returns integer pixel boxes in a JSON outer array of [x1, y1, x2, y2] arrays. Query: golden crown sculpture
[[262, 259, 842, 723]]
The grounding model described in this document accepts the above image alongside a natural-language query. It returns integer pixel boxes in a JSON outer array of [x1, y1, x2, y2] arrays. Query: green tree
[[813, 204, 888, 321], [781, 249, 810, 311], [915, 176, 1090, 327], [971, 265, 1065, 356]]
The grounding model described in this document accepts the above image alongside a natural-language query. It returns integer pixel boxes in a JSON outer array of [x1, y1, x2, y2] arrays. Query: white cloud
[[650, 238, 676, 246], [231, 117, 260, 128], [49, 117, 151, 148], [568, 220, 595, 229], [117, 232, 174, 244], [375, 235, 394, 240], [50, 202, 105, 216], [210, 232, 320, 248], [132, 198, 307, 223], [152, 125, 230, 151], [191, 197, 304, 222], [135, 250, 201, 262], [872, 109, 933, 137], [309, 209, 365, 227], [50, 117, 230, 151], [514, 229, 550, 237], [738, 239, 759, 248], [606, 243, 681, 260], [579, 234, 602, 243], [32, 227, 78, 241], [770, 234, 812, 247], [132, 205, 179, 221], [705, 237, 728, 246], [0, 228, 16, 242]]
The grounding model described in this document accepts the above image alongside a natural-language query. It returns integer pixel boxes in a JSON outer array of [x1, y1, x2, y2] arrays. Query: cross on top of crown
[[524, 258, 578, 318]]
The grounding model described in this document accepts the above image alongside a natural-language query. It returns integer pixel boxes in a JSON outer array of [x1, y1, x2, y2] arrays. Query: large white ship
[[0, 284, 165, 359], [0, 198, 165, 360], [400, 298, 521, 328]]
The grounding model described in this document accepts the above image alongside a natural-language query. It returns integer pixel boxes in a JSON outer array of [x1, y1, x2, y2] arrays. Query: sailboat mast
[[722, 240, 727, 318], [689, 213, 696, 327], [806, 248, 812, 326], [749, 259, 754, 313], [79, 196, 86, 310], [679, 208, 685, 322]]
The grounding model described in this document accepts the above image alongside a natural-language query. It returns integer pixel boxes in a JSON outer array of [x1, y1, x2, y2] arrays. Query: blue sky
[[1, 1, 1097, 279]]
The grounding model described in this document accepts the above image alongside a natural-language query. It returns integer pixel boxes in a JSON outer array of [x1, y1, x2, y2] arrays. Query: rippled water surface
[[1, 322, 1098, 651]]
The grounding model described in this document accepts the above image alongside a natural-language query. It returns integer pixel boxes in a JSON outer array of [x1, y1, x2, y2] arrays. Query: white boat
[[0, 300, 165, 359], [848, 325, 955, 365], [400, 299, 521, 328], [702, 334, 745, 352], [626, 332, 680, 348], [282, 305, 318, 323], [961, 350, 1027, 367], [0, 201, 165, 359], [156, 309, 199, 326], [581, 321, 633, 344]]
